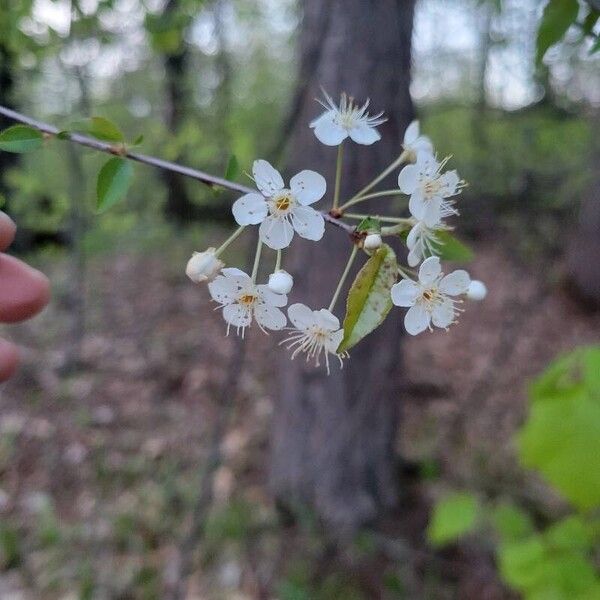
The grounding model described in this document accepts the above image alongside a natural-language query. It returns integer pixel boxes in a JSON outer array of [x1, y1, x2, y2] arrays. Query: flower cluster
[[186, 91, 486, 371]]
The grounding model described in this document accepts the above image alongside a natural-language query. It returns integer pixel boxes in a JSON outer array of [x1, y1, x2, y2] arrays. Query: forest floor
[[0, 237, 598, 599]]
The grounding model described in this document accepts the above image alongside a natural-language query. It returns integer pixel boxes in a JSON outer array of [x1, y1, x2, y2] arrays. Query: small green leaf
[[224, 154, 240, 182], [433, 231, 474, 262], [0, 125, 43, 153], [338, 244, 397, 353], [491, 503, 534, 541], [427, 493, 480, 547], [96, 158, 134, 212], [88, 116, 125, 143], [536, 0, 579, 64], [356, 216, 381, 233]]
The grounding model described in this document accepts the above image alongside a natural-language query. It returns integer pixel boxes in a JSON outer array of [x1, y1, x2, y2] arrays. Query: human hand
[[0, 212, 50, 382]]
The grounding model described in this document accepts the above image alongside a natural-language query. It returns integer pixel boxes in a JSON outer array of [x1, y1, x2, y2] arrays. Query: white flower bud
[[363, 233, 383, 250], [268, 270, 294, 295], [185, 248, 224, 283], [466, 280, 487, 301]]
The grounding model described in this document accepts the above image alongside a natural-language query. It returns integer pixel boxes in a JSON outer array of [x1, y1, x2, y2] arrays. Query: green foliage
[[86, 116, 126, 143], [356, 216, 382, 234], [431, 231, 474, 262], [517, 345, 600, 511], [427, 492, 480, 546], [96, 158, 134, 212], [490, 503, 534, 541], [338, 244, 397, 353], [224, 154, 241, 182], [0, 125, 43, 153], [536, 0, 580, 64], [0, 522, 21, 569]]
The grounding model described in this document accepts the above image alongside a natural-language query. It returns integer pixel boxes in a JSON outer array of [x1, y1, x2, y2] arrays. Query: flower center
[[419, 286, 442, 309], [238, 293, 257, 306], [423, 178, 441, 199], [270, 190, 295, 216]]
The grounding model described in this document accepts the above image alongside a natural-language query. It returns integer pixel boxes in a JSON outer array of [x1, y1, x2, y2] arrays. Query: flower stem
[[251, 237, 263, 283], [328, 244, 358, 312], [275, 249, 282, 272], [215, 225, 246, 257], [332, 143, 344, 210], [339, 189, 403, 211], [344, 212, 413, 224]]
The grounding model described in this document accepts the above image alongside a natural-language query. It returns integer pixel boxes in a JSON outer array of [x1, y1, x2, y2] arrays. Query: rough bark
[[270, 0, 416, 533]]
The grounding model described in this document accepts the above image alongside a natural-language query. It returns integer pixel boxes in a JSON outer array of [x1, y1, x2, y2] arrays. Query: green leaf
[[427, 492, 479, 547], [518, 346, 600, 510], [338, 244, 397, 353], [132, 134, 144, 146], [356, 216, 382, 234], [224, 154, 240, 182], [96, 158, 134, 212], [434, 231, 474, 262], [0, 125, 43, 153], [87, 116, 125, 143], [544, 516, 593, 552], [491, 503, 534, 541], [536, 0, 579, 64], [591, 36, 600, 54]]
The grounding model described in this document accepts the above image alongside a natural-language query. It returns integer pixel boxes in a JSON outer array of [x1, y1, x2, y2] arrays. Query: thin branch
[[0, 104, 356, 236]]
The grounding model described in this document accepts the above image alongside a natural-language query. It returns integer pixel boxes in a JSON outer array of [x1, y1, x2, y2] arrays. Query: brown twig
[[0, 104, 356, 235]]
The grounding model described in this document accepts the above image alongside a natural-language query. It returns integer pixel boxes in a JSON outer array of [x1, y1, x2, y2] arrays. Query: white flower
[[186, 248, 224, 283], [208, 267, 287, 336], [363, 233, 383, 251], [310, 90, 386, 146], [466, 280, 487, 301], [398, 153, 462, 227], [232, 160, 326, 250], [405, 218, 449, 267], [403, 120, 433, 160], [268, 270, 294, 295], [391, 257, 470, 336], [281, 303, 348, 374]]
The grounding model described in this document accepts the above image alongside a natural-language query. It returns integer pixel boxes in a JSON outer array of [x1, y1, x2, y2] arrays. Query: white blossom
[[467, 280, 487, 301], [310, 90, 386, 146], [268, 270, 294, 295], [391, 257, 470, 336], [398, 153, 462, 227], [232, 160, 326, 250], [403, 120, 433, 161], [363, 233, 383, 250], [281, 303, 348, 374], [405, 218, 449, 267], [208, 268, 287, 336], [185, 248, 224, 283]]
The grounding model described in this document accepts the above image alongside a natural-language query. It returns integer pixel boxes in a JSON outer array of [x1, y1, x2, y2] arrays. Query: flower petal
[[325, 328, 344, 354], [408, 188, 427, 220], [291, 206, 325, 241], [288, 303, 315, 330], [255, 303, 287, 330], [421, 196, 443, 227], [311, 111, 348, 146], [403, 120, 420, 145], [252, 159, 284, 197], [418, 256, 441, 285], [431, 297, 455, 329], [398, 164, 418, 194], [439, 270, 470, 296], [412, 136, 434, 155], [438, 170, 460, 198], [290, 170, 327, 206], [407, 246, 422, 267], [314, 308, 340, 331], [415, 151, 439, 176], [391, 279, 419, 307], [208, 271, 248, 305], [404, 304, 430, 335], [349, 123, 381, 145], [232, 193, 268, 225], [223, 303, 252, 328], [259, 215, 295, 250], [257, 284, 287, 307]]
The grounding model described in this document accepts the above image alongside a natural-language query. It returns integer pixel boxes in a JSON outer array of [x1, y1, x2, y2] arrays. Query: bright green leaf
[[224, 154, 240, 182], [0, 125, 43, 153], [132, 134, 144, 146], [518, 346, 600, 511], [491, 503, 534, 541], [536, 0, 579, 64], [434, 230, 474, 262], [96, 158, 134, 213], [544, 516, 593, 552], [88, 116, 125, 143], [356, 216, 382, 234], [427, 492, 479, 547], [338, 244, 397, 353]]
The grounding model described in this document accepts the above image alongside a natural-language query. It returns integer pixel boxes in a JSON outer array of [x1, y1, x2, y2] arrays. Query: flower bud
[[268, 270, 294, 295], [466, 280, 487, 301], [185, 248, 224, 283], [363, 233, 382, 250]]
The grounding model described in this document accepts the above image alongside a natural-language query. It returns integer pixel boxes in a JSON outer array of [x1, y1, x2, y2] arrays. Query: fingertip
[[0, 339, 20, 383], [0, 212, 16, 251]]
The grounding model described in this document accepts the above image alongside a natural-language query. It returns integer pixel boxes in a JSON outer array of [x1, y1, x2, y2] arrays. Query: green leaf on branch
[[0, 125, 43, 153], [96, 158, 134, 213], [427, 492, 480, 547], [355, 216, 382, 233], [224, 154, 240, 182], [517, 345, 600, 510], [433, 231, 474, 262], [87, 116, 125, 143], [536, 0, 579, 65], [491, 503, 534, 542], [338, 244, 397, 353]]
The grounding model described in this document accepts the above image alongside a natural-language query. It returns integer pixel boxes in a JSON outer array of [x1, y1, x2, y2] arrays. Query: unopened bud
[[363, 233, 382, 250], [186, 248, 224, 283], [268, 270, 294, 295], [466, 280, 487, 301]]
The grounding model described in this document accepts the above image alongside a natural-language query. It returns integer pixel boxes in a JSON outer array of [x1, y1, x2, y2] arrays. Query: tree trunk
[[270, 0, 415, 533]]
